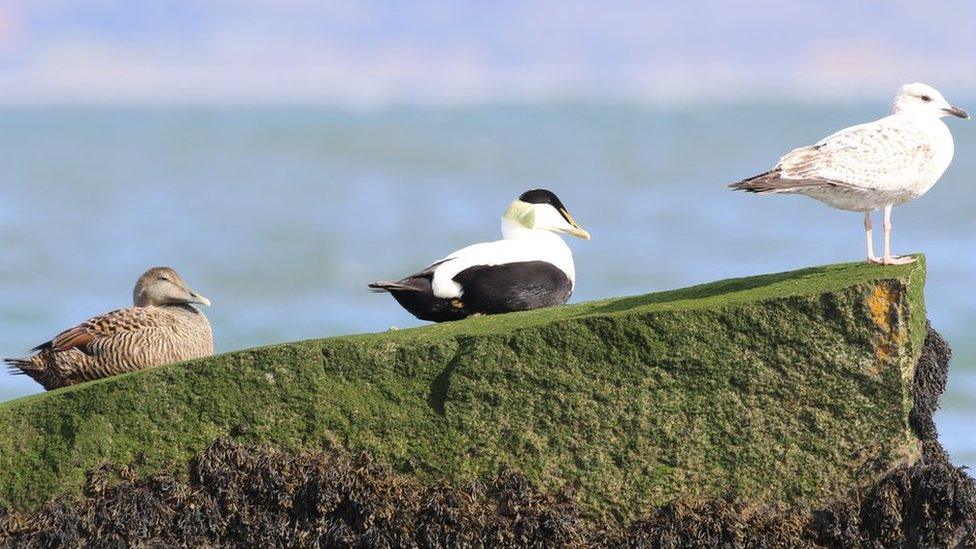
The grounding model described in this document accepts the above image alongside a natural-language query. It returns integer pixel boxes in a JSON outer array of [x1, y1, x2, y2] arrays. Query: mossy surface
[[0, 259, 927, 524]]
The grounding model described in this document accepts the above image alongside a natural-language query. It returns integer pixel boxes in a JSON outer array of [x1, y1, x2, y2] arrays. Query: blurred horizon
[[0, 0, 974, 105]]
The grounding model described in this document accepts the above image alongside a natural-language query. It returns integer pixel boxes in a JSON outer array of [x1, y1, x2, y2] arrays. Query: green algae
[[0, 258, 927, 524]]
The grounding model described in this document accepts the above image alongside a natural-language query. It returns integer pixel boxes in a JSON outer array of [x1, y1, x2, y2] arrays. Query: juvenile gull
[[5, 267, 214, 390], [730, 82, 969, 265]]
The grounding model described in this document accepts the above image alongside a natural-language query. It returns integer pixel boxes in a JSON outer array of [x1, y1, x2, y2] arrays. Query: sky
[[0, 0, 973, 104]]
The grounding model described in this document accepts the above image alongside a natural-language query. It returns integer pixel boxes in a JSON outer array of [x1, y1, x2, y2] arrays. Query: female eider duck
[[369, 189, 590, 322], [5, 267, 214, 390]]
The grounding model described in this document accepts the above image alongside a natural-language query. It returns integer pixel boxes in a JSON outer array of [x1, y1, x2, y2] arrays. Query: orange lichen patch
[[866, 282, 907, 371], [867, 284, 895, 333]]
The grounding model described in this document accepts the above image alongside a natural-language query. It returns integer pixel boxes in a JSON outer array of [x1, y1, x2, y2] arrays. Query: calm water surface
[[1, 103, 973, 466]]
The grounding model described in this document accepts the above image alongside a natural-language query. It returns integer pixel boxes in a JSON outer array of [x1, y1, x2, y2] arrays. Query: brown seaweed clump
[[1, 325, 973, 548], [0, 438, 606, 548]]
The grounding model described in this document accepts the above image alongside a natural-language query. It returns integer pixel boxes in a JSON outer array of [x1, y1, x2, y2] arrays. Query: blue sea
[[1, 102, 973, 467]]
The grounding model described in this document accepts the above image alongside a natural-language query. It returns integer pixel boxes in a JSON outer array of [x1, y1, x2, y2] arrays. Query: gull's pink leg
[[881, 205, 916, 265], [865, 212, 882, 264]]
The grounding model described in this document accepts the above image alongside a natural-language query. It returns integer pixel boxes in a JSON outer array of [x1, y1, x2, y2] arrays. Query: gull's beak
[[944, 105, 970, 119], [559, 208, 591, 240], [187, 290, 212, 307]]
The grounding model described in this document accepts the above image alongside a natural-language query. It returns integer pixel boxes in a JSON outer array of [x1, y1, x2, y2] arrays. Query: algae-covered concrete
[[0, 259, 928, 524]]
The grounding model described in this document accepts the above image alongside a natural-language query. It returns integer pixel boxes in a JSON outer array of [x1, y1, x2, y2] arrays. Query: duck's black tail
[[368, 280, 423, 293], [368, 276, 467, 323]]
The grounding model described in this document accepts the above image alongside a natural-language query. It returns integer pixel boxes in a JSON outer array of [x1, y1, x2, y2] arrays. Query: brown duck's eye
[[921, 95, 932, 102]]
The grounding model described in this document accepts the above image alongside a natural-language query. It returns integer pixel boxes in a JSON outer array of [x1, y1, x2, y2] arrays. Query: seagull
[[5, 267, 213, 390], [369, 189, 590, 322], [729, 82, 969, 265]]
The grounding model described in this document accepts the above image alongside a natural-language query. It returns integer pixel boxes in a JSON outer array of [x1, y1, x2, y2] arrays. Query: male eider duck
[[369, 189, 590, 322], [5, 267, 214, 390]]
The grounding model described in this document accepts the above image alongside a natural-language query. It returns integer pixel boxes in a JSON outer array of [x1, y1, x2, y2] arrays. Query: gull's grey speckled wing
[[777, 118, 938, 192]]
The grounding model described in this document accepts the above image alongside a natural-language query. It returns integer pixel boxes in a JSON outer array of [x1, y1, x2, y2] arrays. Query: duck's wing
[[33, 307, 175, 354], [369, 240, 505, 297], [428, 239, 525, 299], [368, 259, 451, 293]]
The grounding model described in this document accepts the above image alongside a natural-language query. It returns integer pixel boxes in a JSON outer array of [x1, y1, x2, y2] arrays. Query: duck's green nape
[[0, 257, 928, 525]]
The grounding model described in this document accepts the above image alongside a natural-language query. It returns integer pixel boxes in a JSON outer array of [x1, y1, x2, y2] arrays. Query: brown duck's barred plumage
[[5, 304, 213, 390]]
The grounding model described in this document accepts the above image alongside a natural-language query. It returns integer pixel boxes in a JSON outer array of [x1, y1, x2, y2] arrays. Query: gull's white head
[[502, 189, 590, 240], [893, 82, 969, 120]]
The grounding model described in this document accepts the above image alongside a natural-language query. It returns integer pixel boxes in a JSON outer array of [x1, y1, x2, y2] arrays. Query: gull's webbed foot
[[882, 255, 916, 266]]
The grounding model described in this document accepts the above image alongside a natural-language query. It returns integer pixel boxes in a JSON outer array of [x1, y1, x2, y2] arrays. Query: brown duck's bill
[[187, 291, 212, 307]]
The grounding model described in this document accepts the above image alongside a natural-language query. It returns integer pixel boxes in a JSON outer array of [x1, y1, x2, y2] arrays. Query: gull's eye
[[921, 95, 932, 102]]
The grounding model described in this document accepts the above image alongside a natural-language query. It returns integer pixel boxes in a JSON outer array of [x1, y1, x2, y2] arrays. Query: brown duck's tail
[[4, 357, 39, 375], [5, 356, 64, 390]]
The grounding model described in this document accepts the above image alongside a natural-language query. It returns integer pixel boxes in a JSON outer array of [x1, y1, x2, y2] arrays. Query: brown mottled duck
[[5, 267, 213, 390]]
